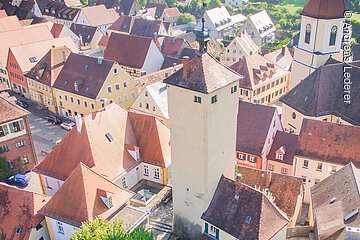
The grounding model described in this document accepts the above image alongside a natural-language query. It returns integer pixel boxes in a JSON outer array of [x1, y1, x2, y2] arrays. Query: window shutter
[[216, 228, 219, 239], [9, 123, 14, 133], [205, 223, 208, 234], [19, 120, 24, 130]]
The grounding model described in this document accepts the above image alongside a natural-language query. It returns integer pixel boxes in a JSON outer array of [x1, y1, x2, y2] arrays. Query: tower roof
[[163, 53, 242, 94], [301, 0, 346, 19]]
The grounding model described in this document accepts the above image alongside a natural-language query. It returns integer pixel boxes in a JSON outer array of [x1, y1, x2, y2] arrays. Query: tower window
[[329, 25, 337, 46], [305, 24, 311, 44], [194, 96, 201, 103], [211, 95, 218, 104]]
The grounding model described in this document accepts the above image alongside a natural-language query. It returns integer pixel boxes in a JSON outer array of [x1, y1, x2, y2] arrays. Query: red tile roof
[[33, 104, 170, 180], [301, 0, 346, 19], [0, 95, 28, 123], [161, 36, 185, 57], [108, 15, 135, 33], [164, 52, 242, 94], [26, 46, 72, 87], [0, 10, 7, 18], [39, 163, 134, 227], [201, 176, 289, 240], [0, 183, 50, 240], [296, 119, 360, 167], [50, 23, 64, 38], [163, 7, 180, 18], [238, 166, 303, 219], [104, 32, 152, 69]]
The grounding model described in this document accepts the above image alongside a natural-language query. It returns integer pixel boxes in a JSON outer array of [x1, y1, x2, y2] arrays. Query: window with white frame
[[276, 152, 283, 160], [331, 165, 337, 173], [249, 156, 256, 163], [268, 164, 274, 171], [303, 160, 309, 168], [144, 165, 149, 176], [317, 163, 323, 171], [154, 168, 160, 179], [194, 96, 201, 103], [209, 224, 217, 237], [281, 167, 288, 175], [57, 221, 64, 234]]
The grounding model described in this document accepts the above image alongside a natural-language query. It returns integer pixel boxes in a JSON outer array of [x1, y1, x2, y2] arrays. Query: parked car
[[61, 121, 75, 131], [6, 174, 30, 187], [45, 115, 62, 125], [15, 100, 29, 108]]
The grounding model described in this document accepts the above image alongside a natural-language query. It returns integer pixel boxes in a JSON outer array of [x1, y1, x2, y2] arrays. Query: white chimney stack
[[98, 57, 103, 64], [75, 115, 82, 133]]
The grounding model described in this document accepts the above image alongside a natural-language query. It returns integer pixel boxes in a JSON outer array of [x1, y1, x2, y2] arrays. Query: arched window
[[305, 24, 311, 44], [329, 25, 337, 46]]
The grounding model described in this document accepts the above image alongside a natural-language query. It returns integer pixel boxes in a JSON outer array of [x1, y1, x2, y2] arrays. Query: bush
[[0, 157, 13, 182]]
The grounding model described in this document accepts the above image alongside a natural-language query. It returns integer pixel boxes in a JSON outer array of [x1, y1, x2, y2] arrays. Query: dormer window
[[305, 24, 311, 44], [276, 152, 283, 160], [329, 25, 337, 46], [99, 194, 113, 209]]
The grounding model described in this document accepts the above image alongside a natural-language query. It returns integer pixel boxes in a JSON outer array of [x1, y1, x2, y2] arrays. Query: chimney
[[235, 173, 242, 198], [265, 171, 272, 188], [182, 56, 190, 78], [74, 82, 79, 92], [98, 57, 103, 64], [75, 115, 82, 133], [153, 32, 158, 41], [281, 45, 286, 55], [62, 51, 67, 63]]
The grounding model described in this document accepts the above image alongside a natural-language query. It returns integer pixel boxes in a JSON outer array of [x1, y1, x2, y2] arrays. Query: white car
[[60, 121, 75, 131]]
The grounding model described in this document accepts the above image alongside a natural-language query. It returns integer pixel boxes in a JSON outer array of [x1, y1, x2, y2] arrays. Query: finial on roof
[[195, 3, 210, 54]]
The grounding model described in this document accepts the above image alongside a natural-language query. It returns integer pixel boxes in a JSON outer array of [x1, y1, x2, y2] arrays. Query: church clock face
[[331, 26, 338, 34], [306, 24, 311, 32]]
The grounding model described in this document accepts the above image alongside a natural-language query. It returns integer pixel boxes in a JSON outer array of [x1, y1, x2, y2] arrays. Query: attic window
[[29, 57, 38, 63], [84, 64, 89, 70], [245, 215, 252, 224], [64, 80, 68, 86], [85, 86, 90, 92], [105, 133, 114, 142], [15, 227, 21, 234], [329, 197, 336, 204]]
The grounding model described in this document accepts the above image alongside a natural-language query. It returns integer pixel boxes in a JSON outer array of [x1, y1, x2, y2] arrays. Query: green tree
[[138, 0, 147, 8], [177, 12, 196, 24], [70, 218, 154, 240], [0, 156, 12, 182]]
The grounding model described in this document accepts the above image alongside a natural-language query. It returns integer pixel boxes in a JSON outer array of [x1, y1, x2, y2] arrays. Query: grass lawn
[[352, 13, 360, 22], [276, 4, 302, 14]]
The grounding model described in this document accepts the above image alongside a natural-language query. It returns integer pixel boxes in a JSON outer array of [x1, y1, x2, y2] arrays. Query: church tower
[[164, 26, 241, 239], [291, 0, 346, 88]]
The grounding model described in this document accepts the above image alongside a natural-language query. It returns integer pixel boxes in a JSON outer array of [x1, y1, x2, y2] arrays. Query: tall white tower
[[164, 36, 242, 238], [291, 0, 346, 88]]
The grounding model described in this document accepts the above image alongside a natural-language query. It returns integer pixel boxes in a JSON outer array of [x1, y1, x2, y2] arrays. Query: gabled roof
[[311, 162, 360, 239], [162, 7, 180, 18], [108, 15, 135, 33], [80, 5, 119, 27], [129, 112, 170, 167], [201, 176, 289, 240], [296, 119, 360, 167], [53, 53, 116, 99], [134, 65, 181, 92], [0, 95, 28, 123], [161, 36, 185, 57], [0, 16, 22, 32], [222, 31, 258, 58], [118, 0, 137, 15], [70, 23, 98, 44], [26, 46, 72, 87], [238, 166, 303, 219], [0, 183, 50, 240], [0, 24, 53, 66], [130, 18, 164, 38], [205, 6, 231, 27], [145, 2, 167, 18], [267, 131, 298, 165], [248, 10, 276, 37], [164, 52, 242, 94], [43, 1, 80, 20], [104, 32, 152, 69], [39, 163, 134, 227], [33, 103, 170, 180], [230, 53, 289, 90], [236, 101, 278, 156], [9, 36, 77, 73], [301, 0, 346, 19], [280, 61, 360, 125], [264, 46, 293, 71]]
